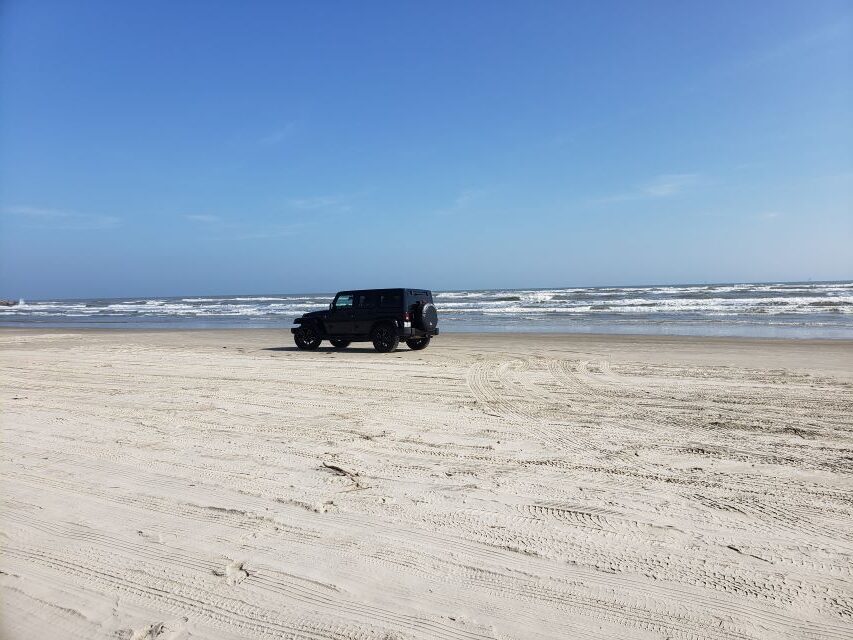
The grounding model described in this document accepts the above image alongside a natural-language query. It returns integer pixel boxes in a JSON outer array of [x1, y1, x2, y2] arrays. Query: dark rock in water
[[0, 299, 19, 306]]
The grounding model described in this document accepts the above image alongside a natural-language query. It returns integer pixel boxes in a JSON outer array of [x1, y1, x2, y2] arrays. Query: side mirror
[[329, 303, 333, 311]]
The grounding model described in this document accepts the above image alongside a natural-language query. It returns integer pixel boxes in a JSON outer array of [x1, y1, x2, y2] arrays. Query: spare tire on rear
[[414, 302, 438, 331]]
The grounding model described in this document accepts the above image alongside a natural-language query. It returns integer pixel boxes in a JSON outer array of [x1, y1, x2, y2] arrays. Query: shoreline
[[4, 324, 853, 342], [3, 327, 852, 375]]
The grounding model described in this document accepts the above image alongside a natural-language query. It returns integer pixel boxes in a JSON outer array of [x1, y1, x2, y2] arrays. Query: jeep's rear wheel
[[405, 337, 430, 350], [371, 323, 399, 352], [294, 325, 322, 350], [330, 339, 351, 349]]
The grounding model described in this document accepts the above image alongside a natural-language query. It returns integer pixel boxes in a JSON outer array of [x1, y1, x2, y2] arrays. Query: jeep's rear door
[[378, 290, 403, 326], [353, 291, 379, 334]]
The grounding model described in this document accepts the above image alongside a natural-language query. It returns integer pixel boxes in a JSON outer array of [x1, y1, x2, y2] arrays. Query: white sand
[[1, 329, 852, 639]]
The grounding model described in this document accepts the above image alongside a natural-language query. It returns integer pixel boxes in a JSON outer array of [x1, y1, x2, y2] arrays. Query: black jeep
[[291, 288, 439, 352]]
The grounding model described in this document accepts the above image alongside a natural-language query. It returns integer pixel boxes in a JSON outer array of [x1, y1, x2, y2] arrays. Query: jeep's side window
[[334, 294, 353, 309], [356, 294, 377, 309], [379, 293, 401, 308]]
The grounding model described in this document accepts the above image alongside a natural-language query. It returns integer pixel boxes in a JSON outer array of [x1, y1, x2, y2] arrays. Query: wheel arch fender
[[300, 318, 326, 337], [369, 317, 399, 335]]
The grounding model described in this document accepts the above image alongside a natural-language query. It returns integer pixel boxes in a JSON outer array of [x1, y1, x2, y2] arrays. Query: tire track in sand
[[466, 359, 589, 453], [3, 511, 495, 640]]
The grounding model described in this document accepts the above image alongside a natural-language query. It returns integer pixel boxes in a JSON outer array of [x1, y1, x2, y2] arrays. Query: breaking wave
[[2, 281, 852, 337]]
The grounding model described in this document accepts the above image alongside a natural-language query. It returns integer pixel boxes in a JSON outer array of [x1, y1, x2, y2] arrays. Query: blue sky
[[1, 1, 851, 299]]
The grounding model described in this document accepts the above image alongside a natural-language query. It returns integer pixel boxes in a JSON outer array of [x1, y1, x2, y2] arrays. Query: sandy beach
[[1, 328, 851, 640]]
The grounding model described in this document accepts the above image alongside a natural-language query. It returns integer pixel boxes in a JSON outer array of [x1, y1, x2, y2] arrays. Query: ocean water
[[1, 281, 852, 338]]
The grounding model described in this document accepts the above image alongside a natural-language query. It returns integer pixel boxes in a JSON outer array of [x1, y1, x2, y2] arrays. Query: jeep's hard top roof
[[336, 288, 431, 295]]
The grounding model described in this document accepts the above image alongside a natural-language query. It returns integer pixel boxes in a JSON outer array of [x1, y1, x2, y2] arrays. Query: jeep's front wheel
[[294, 325, 322, 350], [371, 323, 399, 352], [405, 337, 430, 350], [330, 339, 351, 349]]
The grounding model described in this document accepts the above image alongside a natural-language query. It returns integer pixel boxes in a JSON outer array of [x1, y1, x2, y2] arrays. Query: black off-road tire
[[330, 339, 351, 349], [294, 324, 322, 350], [414, 302, 438, 331], [405, 337, 431, 350], [371, 322, 399, 353]]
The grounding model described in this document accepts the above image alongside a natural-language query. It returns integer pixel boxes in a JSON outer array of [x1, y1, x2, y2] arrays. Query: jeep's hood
[[300, 309, 328, 320]]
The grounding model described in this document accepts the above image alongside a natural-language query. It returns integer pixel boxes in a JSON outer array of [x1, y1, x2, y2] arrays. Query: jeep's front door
[[326, 293, 355, 335]]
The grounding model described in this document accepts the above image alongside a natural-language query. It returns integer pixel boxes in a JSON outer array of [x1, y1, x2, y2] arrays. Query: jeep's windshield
[[333, 293, 353, 309]]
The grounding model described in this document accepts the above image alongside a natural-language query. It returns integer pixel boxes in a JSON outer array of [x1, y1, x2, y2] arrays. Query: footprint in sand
[[213, 559, 249, 585], [120, 621, 187, 640]]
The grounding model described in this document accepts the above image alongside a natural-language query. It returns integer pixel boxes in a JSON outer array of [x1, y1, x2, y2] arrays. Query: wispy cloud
[[436, 188, 488, 217], [259, 122, 298, 146], [590, 173, 701, 204], [286, 194, 357, 214], [740, 22, 850, 71], [641, 173, 700, 197], [701, 21, 852, 88], [232, 224, 303, 240], [184, 214, 221, 224], [757, 211, 781, 221], [182, 212, 303, 240], [3, 205, 119, 230]]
